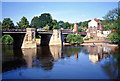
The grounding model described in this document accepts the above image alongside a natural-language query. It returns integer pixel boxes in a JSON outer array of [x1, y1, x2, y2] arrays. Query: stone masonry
[[49, 29, 63, 45], [21, 28, 37, 48]]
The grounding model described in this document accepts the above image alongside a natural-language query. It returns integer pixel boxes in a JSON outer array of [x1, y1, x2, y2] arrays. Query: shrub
[[66, 34, 83, 44], [90, 37, 93, 39], [0, 34, 13, 44]]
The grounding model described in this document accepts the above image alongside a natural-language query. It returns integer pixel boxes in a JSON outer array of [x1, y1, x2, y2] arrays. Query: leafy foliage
[[66, 34, 84, 44], [17, 16, 29, 29], [0, 34, 13, 44], [103, 8, 120, 43], [80, 20, 91, 28], [108, 32, 119, 42], [2, 18, 14, 29], [39, 13, 52, 28], [31, 16, 39, 28], [78, 29, 83, 32], [43, 24, 50, 30], [62, 22, 71, 29], [52, 25, 60, 29]]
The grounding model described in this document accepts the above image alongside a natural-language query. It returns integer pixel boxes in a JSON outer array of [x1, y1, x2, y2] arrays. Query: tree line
[[1, 13, 74, 30], [1, 13, 92, 30]]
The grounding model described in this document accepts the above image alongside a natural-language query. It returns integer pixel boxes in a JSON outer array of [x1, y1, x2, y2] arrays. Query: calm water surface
[[2, 45, 120, 79]]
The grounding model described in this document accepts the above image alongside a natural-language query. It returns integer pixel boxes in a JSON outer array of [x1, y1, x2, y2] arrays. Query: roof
[[94, 18, 101, 23]]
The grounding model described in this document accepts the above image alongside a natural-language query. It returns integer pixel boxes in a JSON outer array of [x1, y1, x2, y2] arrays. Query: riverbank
[[63, 42, 118, 47], [80, 43, 118, 47]]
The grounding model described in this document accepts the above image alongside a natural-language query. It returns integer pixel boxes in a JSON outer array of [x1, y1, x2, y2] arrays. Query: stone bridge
[[2, 28, 86, 48]]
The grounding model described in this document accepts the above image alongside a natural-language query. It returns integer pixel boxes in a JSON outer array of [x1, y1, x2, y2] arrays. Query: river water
[[1, 45, 120, 79]]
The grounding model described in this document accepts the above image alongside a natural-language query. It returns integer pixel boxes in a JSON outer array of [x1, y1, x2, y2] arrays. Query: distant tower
[[71, 26, 73, 30], [74, 23, 78, 33]]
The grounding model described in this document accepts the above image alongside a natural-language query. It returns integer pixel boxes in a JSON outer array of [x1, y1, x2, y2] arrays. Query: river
[[1, 45, 120, 79]]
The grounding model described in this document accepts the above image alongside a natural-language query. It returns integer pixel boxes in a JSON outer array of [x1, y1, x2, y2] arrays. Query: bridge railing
[[61, 29, 73, 34], [1, 29, 26, 32], [37, 30, 53, 33]]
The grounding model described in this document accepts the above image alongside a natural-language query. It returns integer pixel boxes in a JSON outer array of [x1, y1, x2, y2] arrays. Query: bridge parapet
[[1, 29, 26, 32]]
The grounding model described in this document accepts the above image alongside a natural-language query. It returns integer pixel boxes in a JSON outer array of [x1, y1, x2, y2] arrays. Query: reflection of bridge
[[2, 45, 116, 72], [2, 28, 87, 48]]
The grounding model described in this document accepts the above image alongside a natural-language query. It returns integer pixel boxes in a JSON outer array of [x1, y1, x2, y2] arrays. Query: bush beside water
[[66, 34, 84, 44], [0, 34, 13, 44]]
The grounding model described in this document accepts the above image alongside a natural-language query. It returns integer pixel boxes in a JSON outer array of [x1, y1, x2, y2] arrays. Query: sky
[[2, 2, 118, 25]]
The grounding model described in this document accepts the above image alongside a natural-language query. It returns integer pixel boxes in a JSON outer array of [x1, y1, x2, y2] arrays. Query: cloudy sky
[[2, 1, 118, 25]]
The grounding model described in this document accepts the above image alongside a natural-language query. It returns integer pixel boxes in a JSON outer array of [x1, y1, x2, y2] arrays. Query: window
[[94, 26, 96, 30], [90, 26, 92, 29]]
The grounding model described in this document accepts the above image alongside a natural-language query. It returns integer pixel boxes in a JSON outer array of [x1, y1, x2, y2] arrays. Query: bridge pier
[[21, 28, 37, 48], [49, 30, 63, 46]]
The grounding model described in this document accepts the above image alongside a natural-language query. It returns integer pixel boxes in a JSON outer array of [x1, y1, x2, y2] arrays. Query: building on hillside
[[86, 18, 111, 40]]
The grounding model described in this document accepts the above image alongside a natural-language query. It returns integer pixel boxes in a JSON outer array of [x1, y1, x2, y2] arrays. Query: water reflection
[[22, 48, 37, 68], [75, 52, 78, 60], [86, 45, 114, 63], [49, 45, 62, 60], [2, 45, 120, 79], [2, 45, 26, 72]]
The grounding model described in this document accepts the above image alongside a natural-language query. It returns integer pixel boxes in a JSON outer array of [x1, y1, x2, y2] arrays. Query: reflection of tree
[[36, 46, 54, 71], [62, 46, 82, 57], [101, 47, 120, 79], [112, 47, 120, 79], [101, 57, 118, 79], [2, 45, 26, 72]]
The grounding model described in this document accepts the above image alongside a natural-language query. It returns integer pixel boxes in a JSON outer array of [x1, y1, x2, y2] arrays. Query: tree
[[43, 24, 50, 30], [17, 16, 29, 29], [63, 22, 71, 29], [80, 20, 91, 28], [31, 16, 39, 28], [49, 20, 58, 30], [52, 25, 60, 29], [77, 22, 82, 26], [102, 8, 118, 30], [2, 18, 14, 29], [39, 13, 52, 28], [58, 21, 64, 27], [103, 8, 120, 43], [78, 29, 83, 32]]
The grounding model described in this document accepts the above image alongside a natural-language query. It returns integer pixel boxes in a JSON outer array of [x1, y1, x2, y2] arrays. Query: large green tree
[[103, 8, 120, 43], [102, 8, 118, 30], [17, 16, 29, 29], [31, 16, 39, 28], [2, 18, 14, 29], [39, 13, 52, 28]]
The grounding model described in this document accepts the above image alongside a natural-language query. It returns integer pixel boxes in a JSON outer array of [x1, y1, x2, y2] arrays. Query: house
[[87, 18, 111, 40]]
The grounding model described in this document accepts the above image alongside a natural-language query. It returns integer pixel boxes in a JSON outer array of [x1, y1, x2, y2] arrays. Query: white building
[[87, 18, 111, 39]]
